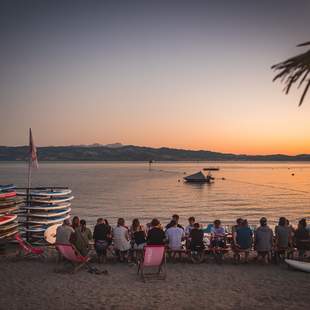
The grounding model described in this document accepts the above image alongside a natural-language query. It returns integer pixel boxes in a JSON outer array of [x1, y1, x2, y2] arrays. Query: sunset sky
[[0, 0, 310, 155]]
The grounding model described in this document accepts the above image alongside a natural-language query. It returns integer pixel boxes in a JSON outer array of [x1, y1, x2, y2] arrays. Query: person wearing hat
[[254, 217, 273, 263]]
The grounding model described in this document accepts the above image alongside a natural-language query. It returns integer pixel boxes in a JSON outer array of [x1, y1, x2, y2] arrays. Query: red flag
[[29, 128, 38, 168]]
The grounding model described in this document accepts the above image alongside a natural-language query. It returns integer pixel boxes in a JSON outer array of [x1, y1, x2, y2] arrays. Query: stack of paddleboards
[[0, 184, 21, 240], [18, 188, 73, 244]]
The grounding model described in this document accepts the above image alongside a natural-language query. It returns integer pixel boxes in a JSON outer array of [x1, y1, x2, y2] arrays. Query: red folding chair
[[15, 233, 45, 259], [56, 243, 90, 273], [137, 245, 166, 282]]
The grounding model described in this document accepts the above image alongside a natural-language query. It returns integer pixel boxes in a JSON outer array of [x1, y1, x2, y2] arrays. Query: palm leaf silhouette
[[272, 42, 310, 106]]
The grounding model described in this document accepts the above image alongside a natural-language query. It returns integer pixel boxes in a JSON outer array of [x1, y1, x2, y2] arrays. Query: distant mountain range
[[1, 144, 310, 161]]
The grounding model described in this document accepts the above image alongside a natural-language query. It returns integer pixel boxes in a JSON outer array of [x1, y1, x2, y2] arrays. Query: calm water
[[0, 162, 309, 228]]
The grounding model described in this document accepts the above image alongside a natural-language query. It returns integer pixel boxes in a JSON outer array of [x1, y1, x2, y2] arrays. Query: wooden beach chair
[[56, 243, 90, 273], [15, 233, 45, 260], [137, 245, 166, 282]]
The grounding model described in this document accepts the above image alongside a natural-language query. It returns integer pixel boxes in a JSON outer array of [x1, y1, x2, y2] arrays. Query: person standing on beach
[[254, 217, 273, 263]]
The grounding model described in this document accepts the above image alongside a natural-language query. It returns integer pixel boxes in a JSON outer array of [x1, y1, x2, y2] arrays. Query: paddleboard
[[285, 259, 310, 273], [0, 205, 19, 214], [25, 214, 70, 225], [44, 224, 61, 244], [21, 202, 71, 211], [0, 214, 17, 225], [0, 229, 18, 239], [0, 197, 24, 207], [0, 222, 19, 232], [30, 196, 74, 205], [20, 208, 71, 218], [22, 227, 47, 233], [0, 192, 16, 199], [0, 184, 16, 192], [17, 189, 72, 197]]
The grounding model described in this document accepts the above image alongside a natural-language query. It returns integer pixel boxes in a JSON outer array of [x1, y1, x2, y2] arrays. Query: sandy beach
[[1, 250, 309, 310]]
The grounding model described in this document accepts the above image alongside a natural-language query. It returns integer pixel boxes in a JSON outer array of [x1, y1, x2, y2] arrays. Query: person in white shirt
[[165, 220, 185, 251]]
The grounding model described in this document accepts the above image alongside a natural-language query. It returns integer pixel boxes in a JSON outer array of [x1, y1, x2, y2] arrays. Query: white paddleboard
[[31, 196, 74, 205], [285, 259, 310, 273], [25, 214, 70, 225], [17, 189, 72, 197], [22, 202, 71, 211], [21, 208, 71, 218], [44, 224, 61, 244]]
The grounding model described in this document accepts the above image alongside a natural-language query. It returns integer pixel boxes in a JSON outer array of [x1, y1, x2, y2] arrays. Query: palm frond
[[272, 42, 310, 106]]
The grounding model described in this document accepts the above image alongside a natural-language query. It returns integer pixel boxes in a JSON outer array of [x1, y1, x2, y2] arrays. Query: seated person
[[165, 220, 185, 251], [147, 218, 166, 245], [56, 219, 74, 245], [93, 218, 112, 263], [166, 214, 184, 230], [254, 217, 273, 263], [113, 218, 131, 262], [234, 219, 253, 263], [294, 218, 310, 259], [275, 217, 293, 259], [185, 217, 196, 237], [189, 223, 205, 251], [210, 220, 226, 248]]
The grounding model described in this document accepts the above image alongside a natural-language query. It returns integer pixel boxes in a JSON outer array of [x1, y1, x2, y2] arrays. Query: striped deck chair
[[56, 243, 90, 273], [15, 233, 45, 259], [137, 245, 166, 282]]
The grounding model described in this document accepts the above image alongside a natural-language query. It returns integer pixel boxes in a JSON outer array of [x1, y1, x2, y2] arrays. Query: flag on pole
[[29, 128, 38, 168]]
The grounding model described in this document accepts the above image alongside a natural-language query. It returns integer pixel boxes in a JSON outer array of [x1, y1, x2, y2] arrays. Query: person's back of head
[[188, 217, 195, 225], [278, 217, 286, 227], [214, 219, 221, 228], [260, 217, 267, 227], [172, 214, 179, 222], [117, 218, 125, 227], [169, 220, 177, 228], [193, 222, 200, 229], [63, 219, 70, 226], [72, 216, 80, 229], [132, 218, 140, 231], [242, 219, 249, 227], [298, 218, 307, 230], [151, 218, 160, 228], [97, 218, 103, 225], [236, 218, 243, 226]]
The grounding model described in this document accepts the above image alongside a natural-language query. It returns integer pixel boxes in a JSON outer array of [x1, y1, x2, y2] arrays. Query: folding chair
[[137, 245, 166, 282], [56, 243, 90, 273], [15, 233, 45, 259]]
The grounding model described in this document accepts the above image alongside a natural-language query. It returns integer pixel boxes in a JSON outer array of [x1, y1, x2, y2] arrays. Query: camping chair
[[15, 233, 45, 260], [137, 245, 166, 282], [56, 243, 90, 273]]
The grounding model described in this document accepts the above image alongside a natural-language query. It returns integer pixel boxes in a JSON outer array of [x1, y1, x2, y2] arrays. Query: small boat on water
[[184, 171, 214, 183], [203, 167, 220, 171]]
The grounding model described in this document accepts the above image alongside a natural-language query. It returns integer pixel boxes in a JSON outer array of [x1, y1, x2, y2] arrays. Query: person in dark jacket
[[93, 218, 112, 263], [147, 218, 166, 245], [294, 218, 310, 259]]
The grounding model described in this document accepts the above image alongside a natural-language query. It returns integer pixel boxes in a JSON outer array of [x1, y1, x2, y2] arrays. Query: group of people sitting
[[55, 214, 310, 264]]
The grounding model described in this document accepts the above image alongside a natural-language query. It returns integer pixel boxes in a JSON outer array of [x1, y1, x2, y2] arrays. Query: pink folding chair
[[137, 245, 166, 282], [56, 243, 90, 273], [15, 233, 45, 259]]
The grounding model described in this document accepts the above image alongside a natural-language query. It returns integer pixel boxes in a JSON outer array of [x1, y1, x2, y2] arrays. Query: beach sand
[[1, 250, 309, 310]]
